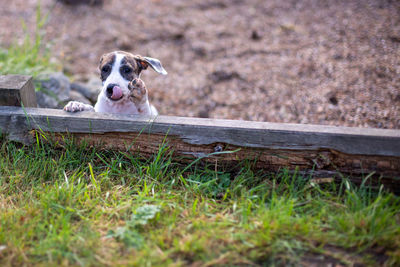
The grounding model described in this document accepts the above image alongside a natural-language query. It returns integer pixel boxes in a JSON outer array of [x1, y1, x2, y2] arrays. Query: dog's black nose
[[106, 83, 117, 97]]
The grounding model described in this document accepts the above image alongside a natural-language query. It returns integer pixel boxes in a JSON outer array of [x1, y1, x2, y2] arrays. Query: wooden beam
[[0, 106, 399, 191], [0, 75, 37, 107]]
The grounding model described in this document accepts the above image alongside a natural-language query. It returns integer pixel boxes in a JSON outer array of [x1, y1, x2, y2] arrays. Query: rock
[[35, 91, 59, 108], [329, 96, 338, 105], [192, 46, 207, 57], [35, 73, 100, 108], [86, 76, 102, 100], [198, 109, 210, 118], [207, 70, 242, 83], [326, 91, 339, 105], [389, 35, 400, 43], [35, 72, 71, 108], [69, 90, 92, 105], [70, 77, 100, 103]]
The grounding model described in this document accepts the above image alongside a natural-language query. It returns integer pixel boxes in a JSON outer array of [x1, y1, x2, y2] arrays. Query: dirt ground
[[1, 0, 399, 129]]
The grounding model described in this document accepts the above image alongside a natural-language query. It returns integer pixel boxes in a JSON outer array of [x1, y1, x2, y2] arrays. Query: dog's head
[[98, 51, 167, 102]]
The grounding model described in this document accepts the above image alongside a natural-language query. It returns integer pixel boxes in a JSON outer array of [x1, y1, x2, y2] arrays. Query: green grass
[[0, 134, 399, 266], [0, 4, 56, 78]]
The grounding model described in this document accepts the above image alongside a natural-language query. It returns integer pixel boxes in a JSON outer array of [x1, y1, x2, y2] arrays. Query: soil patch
[[1, 0, 399, 128]]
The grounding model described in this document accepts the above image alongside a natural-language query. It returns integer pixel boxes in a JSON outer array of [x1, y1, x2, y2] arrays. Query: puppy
[[64, 51, 167, 116]]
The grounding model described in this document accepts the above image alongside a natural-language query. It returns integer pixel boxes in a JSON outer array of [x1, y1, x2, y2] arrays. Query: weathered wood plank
[[0, 106, 399, 191], [1, 106, 399, 155], [0, 75, 37, 107]]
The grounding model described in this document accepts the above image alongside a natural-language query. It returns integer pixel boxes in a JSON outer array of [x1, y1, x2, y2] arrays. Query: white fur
[[64, 51, 158, 117]]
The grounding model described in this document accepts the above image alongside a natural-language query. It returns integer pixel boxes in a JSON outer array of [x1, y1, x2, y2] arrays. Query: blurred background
[[0, 0, 399, 128]]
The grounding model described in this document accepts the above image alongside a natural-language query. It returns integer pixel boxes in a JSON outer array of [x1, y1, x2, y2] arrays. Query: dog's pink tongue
[[111, 86, 123, 100]]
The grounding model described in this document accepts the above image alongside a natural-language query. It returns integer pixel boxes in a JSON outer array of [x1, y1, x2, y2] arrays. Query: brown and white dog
[[64, 51, 167, 116]]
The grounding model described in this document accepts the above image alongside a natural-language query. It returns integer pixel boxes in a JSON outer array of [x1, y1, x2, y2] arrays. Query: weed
[[0, 3, 57, 78], [107, 205, 161, 248], [0, 135, 399, 266]]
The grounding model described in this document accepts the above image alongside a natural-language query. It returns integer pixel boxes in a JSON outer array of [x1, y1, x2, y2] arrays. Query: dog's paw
[[128, 78, 147, 103], [63, 101, 94, 112]]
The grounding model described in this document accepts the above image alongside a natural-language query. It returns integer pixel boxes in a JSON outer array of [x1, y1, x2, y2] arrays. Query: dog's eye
[[101, 65, 110, 73], [122, 66, 132, 74]]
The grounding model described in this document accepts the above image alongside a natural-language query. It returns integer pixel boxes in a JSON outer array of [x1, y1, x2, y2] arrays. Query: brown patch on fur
[[120, 56, 140, 81], [117, 51, 149, 75], [99, 52, 116, 81]]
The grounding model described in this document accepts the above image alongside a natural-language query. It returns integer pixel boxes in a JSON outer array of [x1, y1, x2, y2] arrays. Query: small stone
[[389, 35, 400, 43], [173, 33, 185, 41], [57, 0, 103, 6], [251, 30, 262, 41], [198, 108, 209, 118], [326, 91, 339, 105], [214, 144, 223, 152], [333, 54, 343, 60], [69, 90, 91, 105], [208, 70, 241, 83], [192, 46, 207, 57], [329, 96, 338, 105]]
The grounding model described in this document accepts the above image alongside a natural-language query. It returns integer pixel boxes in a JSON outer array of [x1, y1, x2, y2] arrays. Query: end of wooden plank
[[0, 75, 37, 107]]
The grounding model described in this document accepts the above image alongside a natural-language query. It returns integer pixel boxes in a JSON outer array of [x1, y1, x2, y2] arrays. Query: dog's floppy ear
[[137, 57, 168, 75]]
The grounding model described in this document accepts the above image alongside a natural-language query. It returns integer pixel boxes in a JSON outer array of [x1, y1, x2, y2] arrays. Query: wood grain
[[0, 75, 37, 107]]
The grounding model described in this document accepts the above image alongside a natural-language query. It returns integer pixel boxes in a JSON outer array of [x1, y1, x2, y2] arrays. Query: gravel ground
[[1, 0, 399, 128]]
